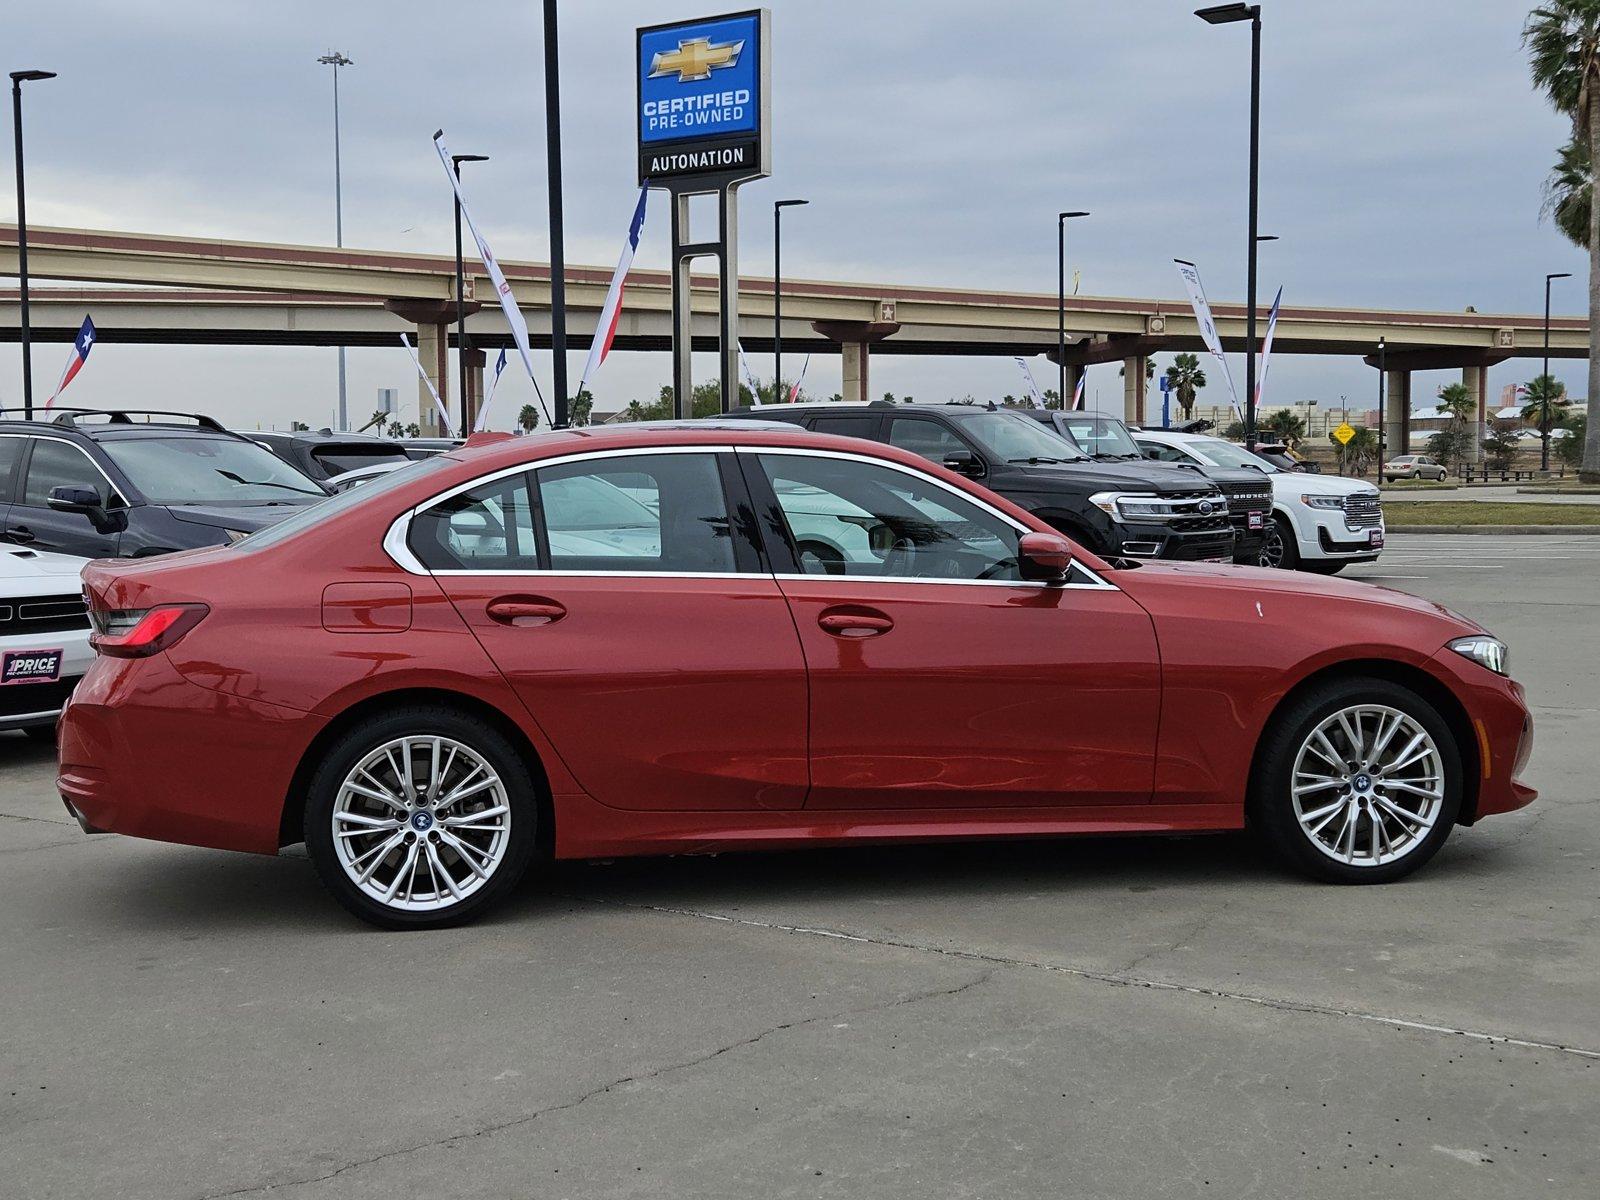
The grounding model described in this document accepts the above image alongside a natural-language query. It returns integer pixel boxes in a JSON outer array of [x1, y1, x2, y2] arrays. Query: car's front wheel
[[304, 706, 539, 929], [1251, 678, 1461, 884], [1256, 515, 1299, 570]]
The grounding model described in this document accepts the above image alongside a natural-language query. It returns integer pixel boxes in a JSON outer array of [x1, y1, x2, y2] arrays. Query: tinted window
[[1137, 440, 1195, 465], [960, 412, 1086, 462], [313, 447, 415, 475], [0, 437, 28, 501], [887, 418, 969, 463], [100, 436, 325, 504], [410, 474, 537, 571], [757, 453, 1021, 581], [22, 439, 115, 507], [539, 453, 736, 573], [1058, 416, 1141, 458], [808, 415, 879, 439]]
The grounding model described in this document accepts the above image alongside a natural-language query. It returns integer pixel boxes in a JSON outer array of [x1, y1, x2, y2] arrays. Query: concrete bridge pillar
[[811, 319, 901, 403], [1462, 363, 1489, 464], [1123, 356, 1147, 424], [415, 322, 450, 437], [1384, 369, 1411, 456]]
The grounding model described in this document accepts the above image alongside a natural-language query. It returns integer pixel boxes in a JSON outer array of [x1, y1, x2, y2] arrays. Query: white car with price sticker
[[0, 545, 93, 740], [1133, 430, 1384, 574]]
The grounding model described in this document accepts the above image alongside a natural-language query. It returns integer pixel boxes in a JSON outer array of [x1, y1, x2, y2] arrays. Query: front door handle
[[486, 596, 567, 627], [818, 607, 894, 638], [8, 525, 35, 544]]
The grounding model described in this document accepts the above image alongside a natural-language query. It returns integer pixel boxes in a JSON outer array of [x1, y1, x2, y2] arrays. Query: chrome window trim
[[0, 431, 127, 507], [382, 441, 1120, 592]]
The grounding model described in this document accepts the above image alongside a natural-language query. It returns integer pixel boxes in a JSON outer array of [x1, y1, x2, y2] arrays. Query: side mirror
[[49, 485, 126, 534], [942, 451, 983, 477], [1018, 531, 1075, 585]]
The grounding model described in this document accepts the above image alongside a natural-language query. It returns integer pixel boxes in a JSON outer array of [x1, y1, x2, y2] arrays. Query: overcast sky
[[3, 0, 1588, 430]]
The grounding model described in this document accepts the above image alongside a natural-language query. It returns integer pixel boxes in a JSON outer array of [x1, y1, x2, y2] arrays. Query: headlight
[[1449, 635, 1509, 677], [1089, 491, 1224, 522], [1300, 495, 1345, 510]]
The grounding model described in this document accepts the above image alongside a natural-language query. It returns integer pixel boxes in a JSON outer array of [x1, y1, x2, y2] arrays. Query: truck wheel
[[1257, 516, 1299, 570]]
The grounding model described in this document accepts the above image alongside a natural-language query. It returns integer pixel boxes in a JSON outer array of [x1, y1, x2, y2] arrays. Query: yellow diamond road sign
[[1333, 422, 1356, 445]]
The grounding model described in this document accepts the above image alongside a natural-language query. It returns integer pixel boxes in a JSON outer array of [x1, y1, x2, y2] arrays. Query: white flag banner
[[1174, 259, 1242, 419], [1256, 285, 1283, 409], [786, 354, 811, 403], [434, 131, 551, 429], [400, 333, 454, 437], [1012, 356, 1047, 408], [737, 342, 764, 404]]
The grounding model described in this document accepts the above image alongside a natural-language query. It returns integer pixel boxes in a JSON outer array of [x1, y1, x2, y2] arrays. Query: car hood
[[0, 544, 92, 584], [166, 501, 320, 533], [1270, 472, 1377, 499], [1121, 559, 1485, 633], [1012, 462, 1217, 495]]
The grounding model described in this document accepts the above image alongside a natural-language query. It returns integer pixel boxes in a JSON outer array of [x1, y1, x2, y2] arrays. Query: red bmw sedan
[[58, 424, 1535, 928]]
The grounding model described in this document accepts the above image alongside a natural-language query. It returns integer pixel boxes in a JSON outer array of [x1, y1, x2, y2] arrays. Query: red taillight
[[90, 604, 209, 658]]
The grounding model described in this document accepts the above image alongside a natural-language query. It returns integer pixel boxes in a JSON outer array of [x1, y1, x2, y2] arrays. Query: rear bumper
[[57, 652, 325, 854]]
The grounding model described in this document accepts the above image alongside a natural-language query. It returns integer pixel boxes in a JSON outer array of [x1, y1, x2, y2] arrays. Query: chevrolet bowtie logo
[[649, 37, 744, 83]]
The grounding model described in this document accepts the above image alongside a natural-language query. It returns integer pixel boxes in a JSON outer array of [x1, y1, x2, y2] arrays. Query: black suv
[[0, 410, 328, 559], [248, 429, 416, 483], [721, 402, 1235, 561], [1022, 410, 1274, 563]]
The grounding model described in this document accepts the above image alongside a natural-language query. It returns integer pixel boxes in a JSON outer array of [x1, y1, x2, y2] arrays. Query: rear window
[[312, 447, 416, 475]]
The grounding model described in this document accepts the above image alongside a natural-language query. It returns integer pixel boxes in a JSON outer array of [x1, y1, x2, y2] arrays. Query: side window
[[808, 415, 879, 441], [22, 440, 111, 507], [887, 418, 970, 464], [538, 453, 737, 574], [409, 473, 537, 571], [0, 438, 25, 502], [1140, 442, 1189, 465], [757, 453, 1021, 581]]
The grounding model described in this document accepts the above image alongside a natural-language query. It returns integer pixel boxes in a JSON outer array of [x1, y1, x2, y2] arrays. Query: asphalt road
[[2, 534, 1594, 1200]]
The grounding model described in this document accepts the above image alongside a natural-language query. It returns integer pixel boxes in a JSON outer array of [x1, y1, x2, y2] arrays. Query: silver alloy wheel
[[1290, 704, 1444, 867], [1258, 523, 1286, 568], [332, 735, 511, 912]]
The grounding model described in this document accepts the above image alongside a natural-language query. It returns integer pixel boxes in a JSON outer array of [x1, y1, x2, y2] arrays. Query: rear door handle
[[486, 597, 567, 627], [818, 608, 894, 638]]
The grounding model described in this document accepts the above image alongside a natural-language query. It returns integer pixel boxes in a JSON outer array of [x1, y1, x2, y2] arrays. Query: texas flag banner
[[578, 183, 649, 396], [44, 315, 96, 408], [1255, 285, 1283, 409]]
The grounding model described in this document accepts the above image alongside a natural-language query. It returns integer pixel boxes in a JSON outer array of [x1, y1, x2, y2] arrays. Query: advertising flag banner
[[1012, 356, 1047, 408], [786, 353, 810, 403], [1174, 259, 1242, 418], [737, 342, 763, 403], [44, 315, 97, 408], [480, 348, 509, 430], [433, 132, 550, 428], [1256, 285, 1283, 409], [1072, 369, 1087, 411], [579, 184, 650, 395], [400, 333, 454, 437]]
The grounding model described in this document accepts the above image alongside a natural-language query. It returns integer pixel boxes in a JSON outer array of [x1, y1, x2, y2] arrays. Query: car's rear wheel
[[1251, 678, 1461, 884], [1256, 515, 1299, 570], [304, 706, 538, 929]]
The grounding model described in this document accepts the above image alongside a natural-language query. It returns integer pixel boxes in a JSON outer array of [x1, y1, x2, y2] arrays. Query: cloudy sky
[[3, 0, 1588, 430]]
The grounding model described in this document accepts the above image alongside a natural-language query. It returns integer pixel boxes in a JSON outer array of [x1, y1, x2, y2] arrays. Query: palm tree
[[1428, 383, 1478, 473], [1525, 2, 1600, 480], [1521, 374, 1572, 466], [1544, 135, 1591, 246], [518, 403, 540, 433], [1259, 409, 1307, 446], [1342, 426, 1379, 477], [1163, 353, 1207, 420]]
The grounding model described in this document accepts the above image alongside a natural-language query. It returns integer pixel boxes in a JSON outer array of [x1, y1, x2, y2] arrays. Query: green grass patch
[[1380, 480, 1458, 491], [1384, 501, 1600, 526]]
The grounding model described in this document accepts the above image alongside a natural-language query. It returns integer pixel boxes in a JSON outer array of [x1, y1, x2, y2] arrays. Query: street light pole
[[1196, 3, 1262, 449], [543, 0, 570, 428], [452, 153, 489, 435], [10, 69, 55, 419], [1057, 211, 1089, 408], [317, 52, 353, 430], [1377, 335, 1387, 481], [1543, 271, 1572, 473], [773, 199, 808, 400]]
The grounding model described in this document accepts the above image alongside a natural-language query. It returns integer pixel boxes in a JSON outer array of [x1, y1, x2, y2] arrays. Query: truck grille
[[1215, 481, 1272, 533], [1343, 493, 1383, 530], [0, 593, 91, 636], [1163, 490, 1232, 534]]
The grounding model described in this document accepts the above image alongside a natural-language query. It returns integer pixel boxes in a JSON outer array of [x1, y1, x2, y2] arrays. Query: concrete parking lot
[[2, 534, 1595, 1200]]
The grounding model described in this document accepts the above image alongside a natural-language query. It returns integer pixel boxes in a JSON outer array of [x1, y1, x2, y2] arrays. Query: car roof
[[0, 409, 249, 443]]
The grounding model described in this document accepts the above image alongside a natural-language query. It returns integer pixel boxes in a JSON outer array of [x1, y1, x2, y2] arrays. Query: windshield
[[234, 456, 454, 551], [103, 435, 327, 504], [1057, 415, 1142, 458], [313, 447, 416, 475], [960, 412, 1088, 462], [1185, 438, 1281, 473]]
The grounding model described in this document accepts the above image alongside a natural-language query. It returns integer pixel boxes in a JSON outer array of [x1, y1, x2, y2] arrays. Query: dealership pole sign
[[638, 9, 771, 416]]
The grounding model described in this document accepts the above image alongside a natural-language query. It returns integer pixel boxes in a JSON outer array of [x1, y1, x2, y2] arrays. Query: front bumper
[[1109, 521, 1236, 562], [1294, 508, 1385, 560], [0, 628, 94, 730], [1426, 648, 1537, 822], [57, 651, 325, 854]]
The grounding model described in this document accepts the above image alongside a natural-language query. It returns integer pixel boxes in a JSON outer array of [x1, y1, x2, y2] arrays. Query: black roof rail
[[39, 408, 230, 434]]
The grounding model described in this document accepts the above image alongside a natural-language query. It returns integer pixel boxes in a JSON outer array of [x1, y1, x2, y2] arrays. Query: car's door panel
[[6, 437, 123, 558], [417, 451, 809, 813], [746, 449, 1161, 810]]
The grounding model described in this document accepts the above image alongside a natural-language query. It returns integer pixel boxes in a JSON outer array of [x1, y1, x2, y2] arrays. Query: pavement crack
[[577, 895, 1600, 1062], [192, 969, 991, 1199]]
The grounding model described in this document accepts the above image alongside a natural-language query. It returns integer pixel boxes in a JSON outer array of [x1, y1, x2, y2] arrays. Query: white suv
[[1133, 431, 1383, 574], [0, 545, 93, 740]]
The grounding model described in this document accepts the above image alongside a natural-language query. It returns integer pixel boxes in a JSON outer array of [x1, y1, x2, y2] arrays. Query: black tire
[[1250, 677, 1462, 884], [1301, 561, 1346, 576], [23, 724, 56, 744], [303, 705, 540, 929], [1257, 514, 1299, 570]]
